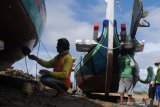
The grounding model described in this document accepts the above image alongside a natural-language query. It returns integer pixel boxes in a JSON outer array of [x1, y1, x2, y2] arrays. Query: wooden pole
[[104, 0, 114, 96]]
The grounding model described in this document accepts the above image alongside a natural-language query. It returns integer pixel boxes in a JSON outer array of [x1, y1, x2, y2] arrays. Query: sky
[[13, 0, 160, 91]]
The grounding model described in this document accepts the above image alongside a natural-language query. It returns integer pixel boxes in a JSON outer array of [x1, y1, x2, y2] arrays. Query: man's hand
[[28, 55, 37, 60], [144, 80, 149, 84], [39, 69, 50, 76]]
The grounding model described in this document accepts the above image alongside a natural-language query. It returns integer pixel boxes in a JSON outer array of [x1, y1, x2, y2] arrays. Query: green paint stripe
[[76, 27, 108, 72]]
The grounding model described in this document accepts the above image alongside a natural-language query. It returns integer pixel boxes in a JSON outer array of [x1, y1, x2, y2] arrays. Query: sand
[[0, 85, 158, 107]]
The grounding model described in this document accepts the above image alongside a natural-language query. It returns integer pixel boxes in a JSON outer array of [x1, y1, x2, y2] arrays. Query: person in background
[[28, 38, 74, 97], [118, 48, 135, 105], [120, 23, 127, 43], [139, 66, 156, 106], [155, 60, 160, 107]]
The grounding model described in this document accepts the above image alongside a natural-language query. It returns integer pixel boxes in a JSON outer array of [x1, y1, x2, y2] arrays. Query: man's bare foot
[[127, 102, 133, 106], [120, 101, 123, 105]]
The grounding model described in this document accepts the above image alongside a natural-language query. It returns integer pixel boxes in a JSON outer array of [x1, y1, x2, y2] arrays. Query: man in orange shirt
[[28, 38, 74, 97]]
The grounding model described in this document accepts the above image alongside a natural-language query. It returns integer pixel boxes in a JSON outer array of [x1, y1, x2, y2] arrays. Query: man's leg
[[149, 84, 156, 106], [120, 93, 124, 105], [126, 77, 133, 105], [40, 75, 67, 97], [156, 85, 160, 107], [128, 95, 132, 103], [118, 78, 125, 105]]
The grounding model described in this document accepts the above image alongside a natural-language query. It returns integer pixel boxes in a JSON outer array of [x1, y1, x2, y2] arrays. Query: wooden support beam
[[104, 0, 114, 95]]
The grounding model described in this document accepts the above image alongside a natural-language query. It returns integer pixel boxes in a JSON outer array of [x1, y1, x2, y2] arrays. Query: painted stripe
[[75, 27, 108, 72]]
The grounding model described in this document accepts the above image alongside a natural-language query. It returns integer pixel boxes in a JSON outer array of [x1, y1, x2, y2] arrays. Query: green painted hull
[[22, 0, 46, 38]]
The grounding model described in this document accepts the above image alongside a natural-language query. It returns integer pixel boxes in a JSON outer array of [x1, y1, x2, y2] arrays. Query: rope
[[89, 40, 122, 50], [35, 41, 41, 81], [25, 56, 29, 77], [40, 40, 52, 59], [24, 56, 31, 107], [115, 0, 131, 22], [98, 43, 121, 50], [22, 39, 53, 85], [116, 0, 122, 12]]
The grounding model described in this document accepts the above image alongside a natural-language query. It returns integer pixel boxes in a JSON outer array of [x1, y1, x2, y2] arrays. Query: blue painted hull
[[75, 20, 121, 93]]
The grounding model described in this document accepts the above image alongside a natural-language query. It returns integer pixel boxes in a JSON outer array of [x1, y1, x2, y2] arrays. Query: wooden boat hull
[[76, 73, 119, 93], [75, 20, 121, 94], [0, 0, 46, 70]]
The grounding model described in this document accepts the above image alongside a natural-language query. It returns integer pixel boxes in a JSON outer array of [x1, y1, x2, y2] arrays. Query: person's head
[[147, 66, 153, 72], [120, 24, 127, 43], [121, 23, 126, 31], [57, 38, 70, 53], [155, 60, 160, 67]]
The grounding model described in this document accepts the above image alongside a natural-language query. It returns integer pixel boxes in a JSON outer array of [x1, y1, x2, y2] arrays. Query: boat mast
[[104, 0, 114, 95]]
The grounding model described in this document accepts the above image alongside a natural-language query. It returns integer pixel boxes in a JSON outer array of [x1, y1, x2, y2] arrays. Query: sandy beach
[[0, 84, 158, 107]]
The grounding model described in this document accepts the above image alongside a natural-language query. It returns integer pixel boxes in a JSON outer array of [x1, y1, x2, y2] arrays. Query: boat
[[75, 0, 149, 96], [0, 0, 46, 70]]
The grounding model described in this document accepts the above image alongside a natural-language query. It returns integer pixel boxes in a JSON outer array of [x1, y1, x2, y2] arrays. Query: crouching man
[[28, 38, 74, 97]]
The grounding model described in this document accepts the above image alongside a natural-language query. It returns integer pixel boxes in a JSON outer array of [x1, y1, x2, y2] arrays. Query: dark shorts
[[148, 84, 156, 100], [156, 84, 160, 101], [40, 75, 68, 91]]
